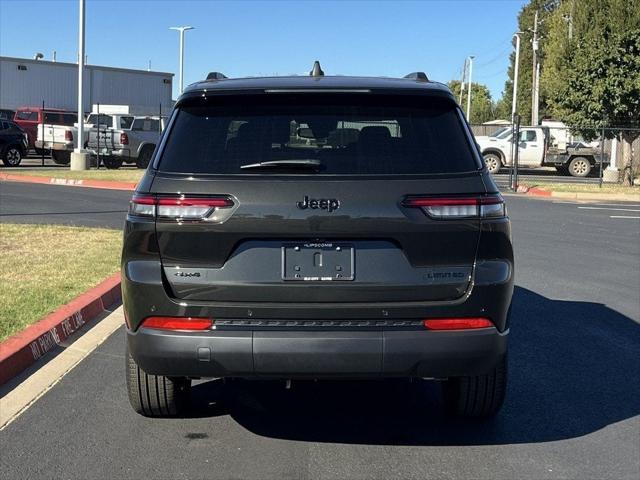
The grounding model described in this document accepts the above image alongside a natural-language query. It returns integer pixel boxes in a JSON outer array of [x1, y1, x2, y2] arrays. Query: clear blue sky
[[0, 0, 526, 100]]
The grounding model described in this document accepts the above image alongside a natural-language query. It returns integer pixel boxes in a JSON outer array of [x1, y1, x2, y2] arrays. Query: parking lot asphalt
[[0, 181, 131, 228], [0, 181, 639, 479]]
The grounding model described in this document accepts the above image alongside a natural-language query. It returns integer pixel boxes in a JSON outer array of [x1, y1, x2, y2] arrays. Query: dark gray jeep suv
[[122, 65, 514, 418]]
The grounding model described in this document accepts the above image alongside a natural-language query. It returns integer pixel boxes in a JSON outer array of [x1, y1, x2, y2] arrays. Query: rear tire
[[2, 146, 23, 166], [136, 145, 154, 169], [51, 150, 71, 165], [442, 354, 507, 418], [568, 157, 592, 177], [126, 345, 191, 417], [483, 153, 502, 174], [103, 156, 123, 170]]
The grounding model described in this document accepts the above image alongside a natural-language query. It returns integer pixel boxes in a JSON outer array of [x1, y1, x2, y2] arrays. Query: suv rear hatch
[[145, 93, 489, 303]]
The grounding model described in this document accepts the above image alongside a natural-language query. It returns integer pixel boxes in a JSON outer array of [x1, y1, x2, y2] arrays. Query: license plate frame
[[282, 242, 354, 281]]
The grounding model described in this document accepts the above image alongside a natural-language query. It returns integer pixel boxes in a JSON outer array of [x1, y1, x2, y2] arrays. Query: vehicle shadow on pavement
[[187, 286, 640, 445]]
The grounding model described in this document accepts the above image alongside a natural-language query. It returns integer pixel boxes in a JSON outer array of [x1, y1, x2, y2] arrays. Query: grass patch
[[0, 224, 122, 341], [530, 182, 640, 195], [5, 169, 144, 183]]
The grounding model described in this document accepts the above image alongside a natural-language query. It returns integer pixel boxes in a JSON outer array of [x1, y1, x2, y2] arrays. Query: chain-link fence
[[470, 121, 640, 190]]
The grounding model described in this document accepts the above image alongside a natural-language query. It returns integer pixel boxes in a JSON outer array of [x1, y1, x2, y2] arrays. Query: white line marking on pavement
[[578, 206, 640, 212], [553, 201, 640, 207], [0, 307, 124, 430], [594, 203, 640, 207], [610, 216, 640, 219]]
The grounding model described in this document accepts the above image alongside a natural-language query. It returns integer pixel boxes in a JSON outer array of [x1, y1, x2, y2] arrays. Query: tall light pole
[[71, 0, 88, 170], [466, 56, 474, 121], [511, 33, 523, 120], [170, 26, 194, 94]]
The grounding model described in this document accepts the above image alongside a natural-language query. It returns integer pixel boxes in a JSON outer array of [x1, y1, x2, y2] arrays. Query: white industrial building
[[0, 56, 174, 114]]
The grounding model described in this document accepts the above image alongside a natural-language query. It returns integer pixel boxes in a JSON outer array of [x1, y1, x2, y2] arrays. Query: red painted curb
[[0, 273, 122, 386], [0, 172, 137, 191], [525, 187, 553, 197]]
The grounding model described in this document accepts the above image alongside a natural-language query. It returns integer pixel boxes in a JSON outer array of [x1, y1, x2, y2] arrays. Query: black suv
[[0, 120, 28, 167], [123, 64, 514, 418]]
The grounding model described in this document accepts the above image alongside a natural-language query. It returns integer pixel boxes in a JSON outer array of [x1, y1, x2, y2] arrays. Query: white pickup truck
[[476, 126, 608, 177], [86, 116, 165, 169], [35, 124, 76, 164], [34, 113, 134, 165]]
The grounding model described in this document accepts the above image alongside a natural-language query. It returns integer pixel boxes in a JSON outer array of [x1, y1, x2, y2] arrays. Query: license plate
[[282, 242, 354, 281]]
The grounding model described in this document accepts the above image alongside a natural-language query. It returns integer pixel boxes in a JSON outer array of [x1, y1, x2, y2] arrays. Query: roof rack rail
[[404, 72, 429, 82], [206, 72, 228, 81], [309, 61, 324, 77]]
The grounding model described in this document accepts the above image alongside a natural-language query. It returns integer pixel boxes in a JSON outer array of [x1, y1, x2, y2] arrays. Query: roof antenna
[[309, 61, 324, 77]]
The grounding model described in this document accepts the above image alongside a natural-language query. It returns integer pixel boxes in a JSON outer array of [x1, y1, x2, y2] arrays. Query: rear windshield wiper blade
[[240, 159, 323, 170]]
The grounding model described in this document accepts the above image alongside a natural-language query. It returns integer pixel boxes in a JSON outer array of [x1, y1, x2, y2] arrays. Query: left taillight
[[128, 194, 234, 222], [129, 194, 156, 217], [403, 194, 505, 219]]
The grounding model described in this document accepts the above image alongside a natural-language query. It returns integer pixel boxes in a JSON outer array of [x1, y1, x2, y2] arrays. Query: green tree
[[552, 30, 640, 184], [542, 0, 640, 184], [447, 80, 496, 124]]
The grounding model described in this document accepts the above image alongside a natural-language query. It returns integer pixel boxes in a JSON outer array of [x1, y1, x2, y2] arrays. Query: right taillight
[[65, 130, 73, 142], [403, 194, 505, 219], [423, 317, 494, 330], [120, 132, 129, 145], [129, 194, 235, 222], [142, 316, 213, 331]]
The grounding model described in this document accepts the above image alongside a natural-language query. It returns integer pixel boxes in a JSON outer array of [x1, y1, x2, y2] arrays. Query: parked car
[[476, 126, 608, 177], [13, 107, 77, 153], [122, 66, 514, 419], [35, 123, 75, 164], [0, 109, 15, 121], [87, 115, 164, 169], [0, 120, 29, 166]]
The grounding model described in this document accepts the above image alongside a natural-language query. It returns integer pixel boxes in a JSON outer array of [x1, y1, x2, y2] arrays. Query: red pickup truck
[[13, 107, 77, 153]]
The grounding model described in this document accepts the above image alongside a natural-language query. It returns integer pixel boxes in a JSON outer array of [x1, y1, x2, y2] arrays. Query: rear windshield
[[60, 113, 77, 125], [158, 94, 478, 175], [132, 118, 160, 131], [15, 111, 38, 121]]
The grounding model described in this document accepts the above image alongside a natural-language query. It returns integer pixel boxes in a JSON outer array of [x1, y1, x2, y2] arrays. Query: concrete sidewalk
[[0, 307, 124, 429]]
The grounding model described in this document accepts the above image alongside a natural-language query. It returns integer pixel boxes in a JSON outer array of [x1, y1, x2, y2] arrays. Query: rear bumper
[[86, 148, 131, 159], [127, 326, 507, 379], [34, 141, 73, 151]]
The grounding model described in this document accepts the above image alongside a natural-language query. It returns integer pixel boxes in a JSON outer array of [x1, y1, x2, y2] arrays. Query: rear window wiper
[[240, 159, 323, 171]]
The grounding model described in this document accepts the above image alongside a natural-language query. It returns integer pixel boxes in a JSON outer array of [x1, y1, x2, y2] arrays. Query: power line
[[474, 43, 513, 69]]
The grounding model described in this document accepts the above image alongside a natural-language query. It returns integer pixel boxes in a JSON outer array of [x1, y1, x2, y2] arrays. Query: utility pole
[[71, 0, 89, 170], [531, 10, 540, 125], [466, 56, 474, 122], [567, 0, 574, 40], [170, 26, 194, 94], [511, 33, 522, 120], [459, 58, 467, 105]]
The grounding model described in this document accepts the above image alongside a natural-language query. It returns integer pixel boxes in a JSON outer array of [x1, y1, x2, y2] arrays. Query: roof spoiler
[[206, 72, 228, 81], [404, 72, 429, 82]]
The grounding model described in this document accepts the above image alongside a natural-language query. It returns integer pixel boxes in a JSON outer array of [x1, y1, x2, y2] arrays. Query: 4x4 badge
[[297, 195, 340, 213]]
